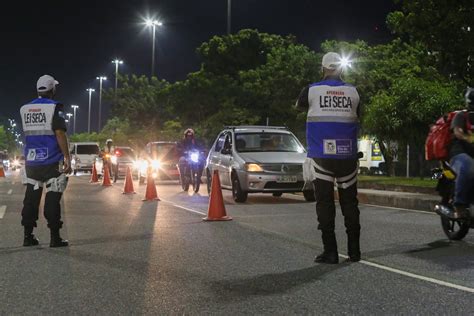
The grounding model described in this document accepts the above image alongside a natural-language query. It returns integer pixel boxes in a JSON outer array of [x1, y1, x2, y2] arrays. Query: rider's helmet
[[183, 128, 195, 139], [465, 87, 474, 111], [106, 138, 113, 144]]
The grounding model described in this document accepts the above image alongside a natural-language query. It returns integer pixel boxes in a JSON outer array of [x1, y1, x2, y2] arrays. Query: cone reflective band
[[0, 167, 5, 178], [203, 170, 232, 221]]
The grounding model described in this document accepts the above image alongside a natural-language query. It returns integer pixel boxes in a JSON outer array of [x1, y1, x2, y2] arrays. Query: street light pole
[[71, 105, 79, 134], [66, 113, 73, 130], [227, 0, 231, 34], [86, 88, 95, 133], [145, 19, 163, 77], [112, 59, 123, 102], [96, 76, 107, 131]]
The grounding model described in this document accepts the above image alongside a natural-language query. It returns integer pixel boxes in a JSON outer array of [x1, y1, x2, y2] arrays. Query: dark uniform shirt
[[450, 111, 474, 158]]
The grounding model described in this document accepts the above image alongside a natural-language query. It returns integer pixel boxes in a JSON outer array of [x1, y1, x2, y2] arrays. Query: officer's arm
[[52, 103, 71, 173], [295, 86, 310, 111]]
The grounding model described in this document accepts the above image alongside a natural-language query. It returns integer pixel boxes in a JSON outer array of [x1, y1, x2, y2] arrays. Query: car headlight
[[190, 152, 199, 163], [246, 163, 263, 172], [111, 156, 118, 164], [133, 160, 140, 169], [151, 160, 161, 170]]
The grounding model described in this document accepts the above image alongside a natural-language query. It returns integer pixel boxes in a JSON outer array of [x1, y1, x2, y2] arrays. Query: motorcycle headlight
[[13, 159, 20, 166], [245, 163, 263, 172], [111, 156, 118, 164], [151, 160, 161, 169], [190, 152, 199, 163]]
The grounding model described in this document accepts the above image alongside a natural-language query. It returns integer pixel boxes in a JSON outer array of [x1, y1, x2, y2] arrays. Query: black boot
[[314, 231, 339, 264], [23, 226, 39, 247], [345, 232, 361, 262], [50, 228, 68, 248]]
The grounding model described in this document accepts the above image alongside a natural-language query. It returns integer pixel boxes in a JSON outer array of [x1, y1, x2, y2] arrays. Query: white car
[[70, 142, 101, 175], [205, 126, 315, 203]]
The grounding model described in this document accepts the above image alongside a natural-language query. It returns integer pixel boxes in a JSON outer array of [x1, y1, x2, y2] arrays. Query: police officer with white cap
[[20, 74, 70, 247], [296, 52, 361, 264]]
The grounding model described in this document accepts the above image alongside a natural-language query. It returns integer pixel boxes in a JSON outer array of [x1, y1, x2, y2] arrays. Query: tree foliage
[[387, 0, 473, 84]]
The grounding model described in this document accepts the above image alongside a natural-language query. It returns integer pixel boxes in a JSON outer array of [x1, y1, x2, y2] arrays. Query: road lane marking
[[340, 254, 474, 294], [0, 206, 6, 219], [7, 189, 12, 195], [166, 200, 474, 294], [161, 199, 207, 216]]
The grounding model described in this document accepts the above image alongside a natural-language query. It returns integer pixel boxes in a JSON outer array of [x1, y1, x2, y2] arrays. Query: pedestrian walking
[[296, 52, 361, 263], [20, 74, 70, 247]]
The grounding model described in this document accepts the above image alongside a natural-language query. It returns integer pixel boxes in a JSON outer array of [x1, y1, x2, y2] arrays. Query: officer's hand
[[63, 158, 72, 174]]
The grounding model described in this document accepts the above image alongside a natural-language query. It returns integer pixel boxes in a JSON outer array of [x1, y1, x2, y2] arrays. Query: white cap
[[321, 52, 342, 70], [37, 74, 59, 93]]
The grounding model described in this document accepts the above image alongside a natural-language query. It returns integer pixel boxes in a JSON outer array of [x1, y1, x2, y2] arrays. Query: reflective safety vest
[[306, 79, 360, 159], [20, 98, 63, 166]]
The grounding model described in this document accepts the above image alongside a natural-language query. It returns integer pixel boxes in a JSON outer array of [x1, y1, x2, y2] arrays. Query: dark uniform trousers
[[312, 158, 360, 256], [22, 163, 63, 230]]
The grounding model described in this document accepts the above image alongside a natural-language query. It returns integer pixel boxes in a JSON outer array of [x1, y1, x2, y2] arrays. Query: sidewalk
[[336, 189, 439, 212]]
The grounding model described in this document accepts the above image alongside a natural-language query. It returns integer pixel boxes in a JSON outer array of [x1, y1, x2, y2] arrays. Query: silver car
[[205, 126, 315, 203]]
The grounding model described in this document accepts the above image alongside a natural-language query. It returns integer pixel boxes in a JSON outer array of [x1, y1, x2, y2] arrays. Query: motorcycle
[[432, 161, 474, 240], [178, 150, 204, 193]]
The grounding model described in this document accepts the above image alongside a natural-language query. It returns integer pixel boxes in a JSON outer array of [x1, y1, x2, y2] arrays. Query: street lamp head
[[155, 21, 163, 26], [86, 88, 95, 92], [112, 59, 124, 64], [71, 105, 79, 109], [96, 76, 107, 80], [145, 19, 154, 27]]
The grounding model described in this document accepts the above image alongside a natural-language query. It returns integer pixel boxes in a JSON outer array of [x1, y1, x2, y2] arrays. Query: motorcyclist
[[177, 128, 204, 190], [449, 87, 474, 218]]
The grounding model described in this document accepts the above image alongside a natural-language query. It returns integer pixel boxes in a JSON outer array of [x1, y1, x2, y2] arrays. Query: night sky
[[0, 0, 397, 133]]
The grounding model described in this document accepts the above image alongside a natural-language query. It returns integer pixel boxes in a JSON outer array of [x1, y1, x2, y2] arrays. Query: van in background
[[70, 142, 100, 175], [358, 138, 384, 175]]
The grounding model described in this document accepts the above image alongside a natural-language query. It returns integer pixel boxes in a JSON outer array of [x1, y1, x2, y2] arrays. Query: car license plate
[[276, 175, 297, 183]]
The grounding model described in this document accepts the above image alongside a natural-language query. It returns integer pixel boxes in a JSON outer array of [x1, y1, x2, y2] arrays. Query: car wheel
[[272, 192, 283, 197], [303, 190, 316, 202], [73, 169, 77, 176], [232, 174, 247, 203]]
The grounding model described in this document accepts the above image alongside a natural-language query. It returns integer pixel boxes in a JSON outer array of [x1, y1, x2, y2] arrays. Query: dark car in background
[[138, 141, 180, 184]]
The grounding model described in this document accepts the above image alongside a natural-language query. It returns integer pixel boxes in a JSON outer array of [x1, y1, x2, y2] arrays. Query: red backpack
[[425, 110, 471, 161]]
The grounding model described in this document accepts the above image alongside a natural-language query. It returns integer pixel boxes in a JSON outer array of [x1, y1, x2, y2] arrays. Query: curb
[[336, 189, 439, 213]]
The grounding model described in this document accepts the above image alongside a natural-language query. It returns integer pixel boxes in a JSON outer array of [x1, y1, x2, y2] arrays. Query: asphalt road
[[1, 170, 473, 315]]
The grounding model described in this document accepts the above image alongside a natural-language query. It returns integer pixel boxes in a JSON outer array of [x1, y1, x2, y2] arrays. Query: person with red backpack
[[449, 88, 474, 218]]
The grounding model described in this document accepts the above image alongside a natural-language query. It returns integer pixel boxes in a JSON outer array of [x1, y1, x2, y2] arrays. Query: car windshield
[[149, 143, 178, 160], [115, 148, 135, 159], [235, 133, 305, 153], [76, 145, 100, 155]]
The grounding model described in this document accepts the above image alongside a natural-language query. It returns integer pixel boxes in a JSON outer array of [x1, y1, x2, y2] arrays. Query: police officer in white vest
[[296, 52, 361, 264], [20, 75, 70, 247]]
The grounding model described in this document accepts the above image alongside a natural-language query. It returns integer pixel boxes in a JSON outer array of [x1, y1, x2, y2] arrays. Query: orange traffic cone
[[122, 167, 136, 194], [142, 174, 160, 201], [90, 163, 99, 183], [203, 170, 232, 221], [0, 166, 5, 178], [102, 166, 112, 186]]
